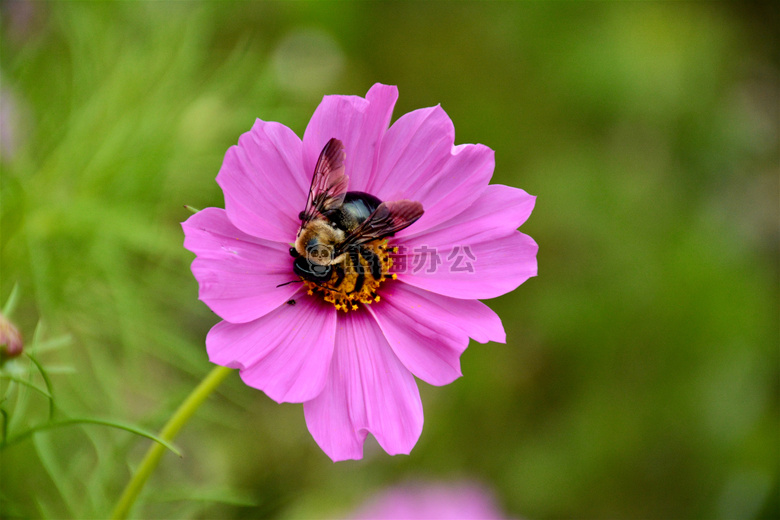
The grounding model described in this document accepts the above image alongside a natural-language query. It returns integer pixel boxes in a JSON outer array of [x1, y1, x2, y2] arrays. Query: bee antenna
[[276, 279, 302, 288]]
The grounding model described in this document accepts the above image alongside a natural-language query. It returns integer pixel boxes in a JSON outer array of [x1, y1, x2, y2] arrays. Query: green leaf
[[1, 417, 182, 456], [33, 432, 78, 518], [149, 487, 260, 507], [1, 374, 52, 399], [27, 352, 56, 419], [2, 283, 20, 316], [0, 408, 8, 443], [32, 335, 73, 355]]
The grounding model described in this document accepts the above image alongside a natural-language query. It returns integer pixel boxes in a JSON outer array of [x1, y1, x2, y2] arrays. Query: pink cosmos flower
[[343, 481, 513, 520], [182, 83, 537, 461]]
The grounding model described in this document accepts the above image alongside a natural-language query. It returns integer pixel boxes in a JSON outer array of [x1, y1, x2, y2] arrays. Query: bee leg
[[333, 264, 346, 288], [359, 246, 382, 281], [349, 249, 365, 293]]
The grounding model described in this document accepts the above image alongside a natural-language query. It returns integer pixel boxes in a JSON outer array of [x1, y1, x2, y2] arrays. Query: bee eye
[[289, 247, 299, 258]]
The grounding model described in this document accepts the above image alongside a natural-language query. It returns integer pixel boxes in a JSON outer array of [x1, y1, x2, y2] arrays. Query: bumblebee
[[290, 138, 423, 309]]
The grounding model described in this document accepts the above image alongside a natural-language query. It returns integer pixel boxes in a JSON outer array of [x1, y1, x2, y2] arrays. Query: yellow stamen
[[301, 239, 395, 312]]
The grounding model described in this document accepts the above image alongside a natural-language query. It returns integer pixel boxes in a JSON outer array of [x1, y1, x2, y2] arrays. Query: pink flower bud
[[0, 312, 23, 363]]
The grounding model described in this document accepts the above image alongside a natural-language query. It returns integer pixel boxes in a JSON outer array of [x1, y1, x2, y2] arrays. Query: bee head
[[294, 238, 334, 283], [294, 221, 342, 264], [292, 222, 336, 283]]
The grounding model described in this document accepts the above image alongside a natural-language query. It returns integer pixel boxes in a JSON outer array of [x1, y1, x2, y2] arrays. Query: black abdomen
[[333, 191, 382, 231]]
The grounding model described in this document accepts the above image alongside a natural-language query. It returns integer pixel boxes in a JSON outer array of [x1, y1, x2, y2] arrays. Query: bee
[[286, 299, 296, 306], [290, 138, 423, 293]]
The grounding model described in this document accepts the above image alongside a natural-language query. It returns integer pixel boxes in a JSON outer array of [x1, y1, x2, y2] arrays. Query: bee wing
[[337, 200, 424, 253], [300, 138, 349, 225]]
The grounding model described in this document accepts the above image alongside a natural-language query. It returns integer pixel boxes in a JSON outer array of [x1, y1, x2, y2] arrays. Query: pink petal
[[302, 83, 398, 192], [366, 105, 494, 236], [182, 208, 299, 323], [368, 283, 505, 386], [302, 88, 498, 238], [398, 231, 537, 300], [206, 295, 337, 403], [217, 120, 308, 243], [366, 105, 453, 199], [395, 143, 496, 238], [408, 184, 536, 242], [394, 185, 538, 299], [303, 311, 423, 461]]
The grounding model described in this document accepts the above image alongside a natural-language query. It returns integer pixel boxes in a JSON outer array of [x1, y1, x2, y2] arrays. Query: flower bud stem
[[111, 365, 233, 520]]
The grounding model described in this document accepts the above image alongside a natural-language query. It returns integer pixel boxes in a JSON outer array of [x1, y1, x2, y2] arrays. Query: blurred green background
[[1, 2, 777, 519]]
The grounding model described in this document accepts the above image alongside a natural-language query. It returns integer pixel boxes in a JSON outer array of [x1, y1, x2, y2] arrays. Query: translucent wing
[[336, 200, 424, 254], [299, 138, 348, 228]]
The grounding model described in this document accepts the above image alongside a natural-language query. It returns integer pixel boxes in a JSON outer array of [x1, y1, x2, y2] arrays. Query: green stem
[[111, 365, 232, 520]]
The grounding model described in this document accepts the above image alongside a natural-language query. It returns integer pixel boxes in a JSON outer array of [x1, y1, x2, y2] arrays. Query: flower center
[[304, 239, 397, 312]]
